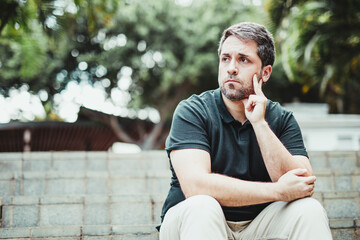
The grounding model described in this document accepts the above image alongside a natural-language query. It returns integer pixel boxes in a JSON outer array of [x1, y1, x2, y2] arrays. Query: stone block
[[86, 171, 108, 178], [87, 179, 108, 195], [109, 170, 145, 178], [2, 206, 12, 228], [48, 171, 85, 179], [0, 227, 30, 238], [323, 191, 360, 199], [314, 176, 333, 192], [88, 158, 107, 171], [0, 153, 23, 161], [111, 179, 147, 195], [31, 238, 80, 240], [324, 198, 360, 219], [12, 196, 39, 205], [0, 180, 12, 196], [82, 225, 111, 236], [47, 179, 85, 195], [330, 219, 356, 228], [0, 160, 21, 172], [112, 225, 156, 235], [110, 195, 150, 203], [354, 176, 360, 191], [0, 172, 14, 181], [112, 234, 158, 240], [25, 152, 53, 161], [84, 204, 109, 225], [13, 178, 22, 196], [23, 171, 47, 179], [84, 237, 111, 240], [108, 159, 146, 172], [146, 156, 169, 171], [331, 228, 356, 240], [40, 204, 83, 226], [86, 151, 108, 159], [148, 178, 171, 195], [334, 176, 353, 191], [31, 226, 81, 237], [12, 205, 38, 227], [84, 195, 108, 204], [25, 159, 52, 171], [111, 202, 152, 225], [328, 152, 357, 169], [52, 152, 86, 161], [23, 179, 46, 196], [53, 159, 86, 171], [40, 195, 83, 204]]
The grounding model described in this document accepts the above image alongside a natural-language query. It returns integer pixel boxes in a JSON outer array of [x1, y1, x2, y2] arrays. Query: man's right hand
[[275, 168, 316, 202]]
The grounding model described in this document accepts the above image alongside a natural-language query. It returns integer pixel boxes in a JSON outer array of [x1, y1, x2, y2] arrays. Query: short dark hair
[[218, 22, 275, 67]]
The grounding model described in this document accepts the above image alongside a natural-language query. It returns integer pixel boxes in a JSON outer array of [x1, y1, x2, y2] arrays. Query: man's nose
[[227, 60, 238, 76]]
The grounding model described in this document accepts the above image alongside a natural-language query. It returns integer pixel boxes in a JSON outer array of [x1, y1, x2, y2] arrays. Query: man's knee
[[289, 197, 328, 221], [181, 195, 224, 220]]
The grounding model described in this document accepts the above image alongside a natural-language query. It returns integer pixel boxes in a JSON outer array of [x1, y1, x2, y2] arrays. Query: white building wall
[[284, 103, 360, 151]]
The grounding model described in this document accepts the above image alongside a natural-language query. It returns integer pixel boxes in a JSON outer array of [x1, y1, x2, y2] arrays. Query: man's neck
[[221, 93, 247, 125]]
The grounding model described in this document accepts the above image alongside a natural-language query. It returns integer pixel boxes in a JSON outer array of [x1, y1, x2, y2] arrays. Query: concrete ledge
[[330, 218, 360, 228], [31, 226, 81, 238], [1, 194, 165, 228], [0, 225, 159, 239]]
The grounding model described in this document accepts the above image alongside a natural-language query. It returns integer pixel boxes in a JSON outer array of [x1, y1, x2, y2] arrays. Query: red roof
[[0, 121, 118, 152]]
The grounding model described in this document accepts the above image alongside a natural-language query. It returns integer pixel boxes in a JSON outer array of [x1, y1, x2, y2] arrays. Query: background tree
[[1, 0, 267, 149], [0, 0, 119, 115], [77, 0, 266, 149], [267, 0, 360, 113]]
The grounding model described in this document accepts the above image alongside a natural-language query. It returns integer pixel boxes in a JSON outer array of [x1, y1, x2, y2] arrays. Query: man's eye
[[240, 57, 248, 63], [222, 57, 230, 62]]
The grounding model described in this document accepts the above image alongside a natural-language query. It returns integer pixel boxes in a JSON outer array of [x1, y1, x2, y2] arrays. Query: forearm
[[183, 172, 279, 207], [252, 120, 313, 181]]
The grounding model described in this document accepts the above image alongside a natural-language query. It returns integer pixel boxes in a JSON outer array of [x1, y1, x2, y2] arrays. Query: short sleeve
[[279, 113, 308, 158], [165, 100, 210, 157]]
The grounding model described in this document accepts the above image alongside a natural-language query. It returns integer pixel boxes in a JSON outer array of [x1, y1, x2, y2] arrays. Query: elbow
[[180, 175, 209, 199]]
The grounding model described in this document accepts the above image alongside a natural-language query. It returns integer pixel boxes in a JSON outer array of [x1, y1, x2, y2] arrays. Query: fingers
[[305, 175, 317, 184], [288, 168, 308, 176], [253, 74, 265, 97], [308, 183, 315, 197]]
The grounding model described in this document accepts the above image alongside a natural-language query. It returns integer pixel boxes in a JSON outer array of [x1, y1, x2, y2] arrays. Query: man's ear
[[261, 65, 272, 83]]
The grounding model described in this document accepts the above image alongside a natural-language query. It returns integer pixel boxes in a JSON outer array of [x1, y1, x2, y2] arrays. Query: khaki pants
[[159, 195, 332, 240]]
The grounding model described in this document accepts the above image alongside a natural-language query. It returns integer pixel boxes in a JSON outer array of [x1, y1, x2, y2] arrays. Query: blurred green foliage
[[267, 0, 360, 113]]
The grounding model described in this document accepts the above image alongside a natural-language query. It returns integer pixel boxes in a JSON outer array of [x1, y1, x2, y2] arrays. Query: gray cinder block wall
[[0, 151, 359, 240]]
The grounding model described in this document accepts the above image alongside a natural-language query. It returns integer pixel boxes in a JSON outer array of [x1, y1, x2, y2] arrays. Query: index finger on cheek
[[253, 74, 264, 96]]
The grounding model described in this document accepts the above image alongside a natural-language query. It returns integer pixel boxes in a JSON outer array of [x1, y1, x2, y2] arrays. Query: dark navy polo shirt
[[160, 88, 308, 223]]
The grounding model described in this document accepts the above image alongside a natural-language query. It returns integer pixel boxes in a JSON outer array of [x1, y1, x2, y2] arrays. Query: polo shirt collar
[[215, 88, 236, 123]]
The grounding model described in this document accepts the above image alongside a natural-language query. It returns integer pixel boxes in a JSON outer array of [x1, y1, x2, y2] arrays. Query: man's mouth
[[225, 79, 240, 84]]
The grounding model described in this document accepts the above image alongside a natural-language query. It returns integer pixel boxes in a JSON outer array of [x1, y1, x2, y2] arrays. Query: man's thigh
[[159, 195, 230, 240], [237, 198, 332, 240]]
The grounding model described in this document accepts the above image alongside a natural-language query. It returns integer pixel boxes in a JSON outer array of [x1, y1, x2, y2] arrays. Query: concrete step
[[0, 220, 358, 240], [0, 224, 159, 240], [0, 152, 170, 173], [0, 170, 171, 197], [0, 151, 358, 173], [312, 191, 360, 220], [0, 195, 164, 228], [308, 151, 360, 170], [314, 168, 360, 192], [1, 191, 359, 229], [0, 168, 359, 197], [330, 218, 360, 240]]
